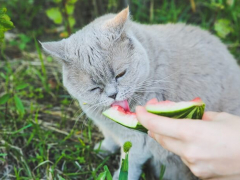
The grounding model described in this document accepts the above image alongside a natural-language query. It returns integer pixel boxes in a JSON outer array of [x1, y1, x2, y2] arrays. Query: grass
[[0, 50, 121, 179], [1, 0, 240, 179]]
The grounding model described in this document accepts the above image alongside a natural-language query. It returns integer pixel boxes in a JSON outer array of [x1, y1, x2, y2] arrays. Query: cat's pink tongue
[[111, 100, 130, 112]]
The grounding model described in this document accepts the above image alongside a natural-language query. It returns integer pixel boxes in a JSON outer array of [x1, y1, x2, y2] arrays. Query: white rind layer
[[102, 107, 138, 128], [146, 101, 202, 112]]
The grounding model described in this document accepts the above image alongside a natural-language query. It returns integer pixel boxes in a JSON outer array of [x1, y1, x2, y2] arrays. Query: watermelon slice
[[102, 98, 205, 133], [102, 105, 147, 133], [146, 97, 205, 119]]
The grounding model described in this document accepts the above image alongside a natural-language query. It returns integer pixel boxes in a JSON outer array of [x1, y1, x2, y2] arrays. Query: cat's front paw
[[94, 142, 113, 156], [94, 139, 119, 156], [112, 169, 120, 180]]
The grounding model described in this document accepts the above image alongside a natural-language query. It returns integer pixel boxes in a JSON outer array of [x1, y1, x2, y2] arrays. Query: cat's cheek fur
[[132, 38, 150, 82]]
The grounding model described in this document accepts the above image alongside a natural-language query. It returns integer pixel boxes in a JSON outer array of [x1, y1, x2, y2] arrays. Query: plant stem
[[92, 0, 99, 17], [190, 0, 196, 13], [150, 0, 154, 23], [62, 0, 71, 35]]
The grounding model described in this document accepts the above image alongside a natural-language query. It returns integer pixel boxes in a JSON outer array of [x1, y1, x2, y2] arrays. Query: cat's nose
[[109, 93, 117, 99]]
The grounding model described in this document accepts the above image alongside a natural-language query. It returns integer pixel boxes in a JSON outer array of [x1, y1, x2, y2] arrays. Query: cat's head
[[41, 7, 149, 112]]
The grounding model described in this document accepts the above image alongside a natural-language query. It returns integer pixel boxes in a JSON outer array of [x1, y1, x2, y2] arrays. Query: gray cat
[[41, 7, 240, 180]]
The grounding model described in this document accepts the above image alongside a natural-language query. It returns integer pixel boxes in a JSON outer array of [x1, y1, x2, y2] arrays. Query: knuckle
[[182, 148, 197, 164], [177, 122, 196, 141], [147, 117, 157, 130], [158, 136, 167, 148], [177, 123, 190, 140], [189, 165, 209, 179], [190, 166, 203, 177]]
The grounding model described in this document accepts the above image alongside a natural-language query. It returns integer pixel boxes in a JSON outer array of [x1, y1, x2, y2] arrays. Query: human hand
[[136, 99, 240, 180]]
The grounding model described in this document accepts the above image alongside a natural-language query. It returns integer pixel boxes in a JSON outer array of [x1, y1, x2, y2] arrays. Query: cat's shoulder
[[141, 22, 223, 47], [146, 23, 211, 37]]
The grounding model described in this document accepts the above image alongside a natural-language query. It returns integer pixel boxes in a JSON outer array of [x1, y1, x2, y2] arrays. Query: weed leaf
[[46, 7, 62, 24], [68, 16, 76, 28], [66, 4, 75, 15], [214, 19, 233, 38], [14, 94, 25, 116], [0, 93, 10, 105], [16, 83, 29, 90]]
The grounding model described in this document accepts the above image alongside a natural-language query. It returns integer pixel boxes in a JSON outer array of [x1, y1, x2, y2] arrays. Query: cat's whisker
[[129, 97, 141, 107], [131, 96, 145, 106], [80, 115, 90, 133], [74, 99, 111, 131], [129, 87, 174, 94], [120, 79, 171, 88], [133, 93, 151, 102], [81, 106, 98, 131], [141, 79, 172, 85], [131, 96, 144, 106], [74, 103, 100, 125], [134, 86, 169, 91]]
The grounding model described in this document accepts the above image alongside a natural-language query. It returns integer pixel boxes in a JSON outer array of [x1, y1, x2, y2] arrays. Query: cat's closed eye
[[90, 87, 101, 92], [116, 70, 126, 80]]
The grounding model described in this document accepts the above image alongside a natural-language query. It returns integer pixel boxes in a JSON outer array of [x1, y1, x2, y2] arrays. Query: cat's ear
[[103, 7, 129, 38], [40, 40, 68, 62]]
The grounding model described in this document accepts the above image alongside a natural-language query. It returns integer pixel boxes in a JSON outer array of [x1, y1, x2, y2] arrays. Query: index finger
[[136, 106, 192, 138]]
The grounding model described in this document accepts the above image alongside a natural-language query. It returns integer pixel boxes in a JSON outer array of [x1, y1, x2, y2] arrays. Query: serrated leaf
[[68, 16, 75, 28], [0, 8, 14, 43], [14, 94, 25, 116], [0, 93, 10, 105], [214, 19, 233, 38], [46, 8, 62, 24], [16, 83, 29, 90], [0, 15, 14, 29], [66, 4, 75, 15]]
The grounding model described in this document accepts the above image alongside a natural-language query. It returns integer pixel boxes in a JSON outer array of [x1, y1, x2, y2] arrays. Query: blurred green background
[[0, 0, 240, 179]]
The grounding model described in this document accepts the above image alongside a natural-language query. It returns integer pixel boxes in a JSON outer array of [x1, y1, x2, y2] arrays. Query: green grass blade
[[119, 154, 128, 180], [104, 165, 113, 180], [34, 36, 49, 92], [5, 123, 32, 134], [159, 164, 166, 180], [96, 171, 107, 180]]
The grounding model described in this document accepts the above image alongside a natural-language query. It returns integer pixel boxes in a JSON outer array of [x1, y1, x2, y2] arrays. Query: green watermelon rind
[[146, 103, 205, 119]]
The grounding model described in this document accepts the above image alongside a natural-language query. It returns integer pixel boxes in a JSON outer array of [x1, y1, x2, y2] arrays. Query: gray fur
[[41, 8, 240, 180]]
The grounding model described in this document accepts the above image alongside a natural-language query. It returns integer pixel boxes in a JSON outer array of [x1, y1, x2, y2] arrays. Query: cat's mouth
[[111, 100, 130, 112]]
